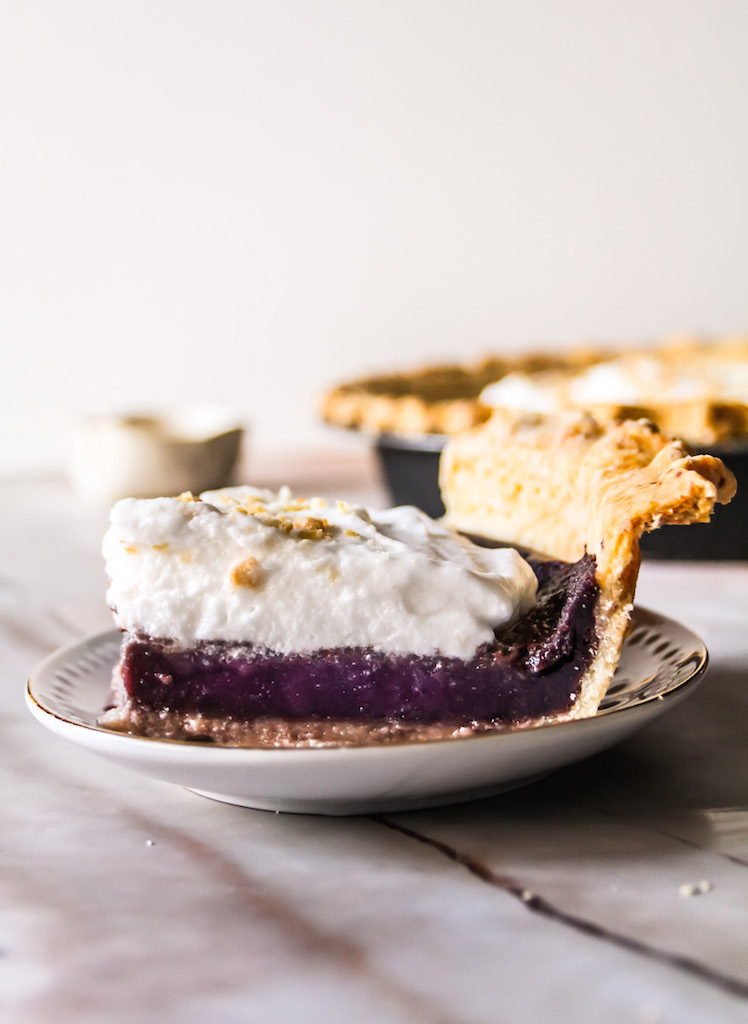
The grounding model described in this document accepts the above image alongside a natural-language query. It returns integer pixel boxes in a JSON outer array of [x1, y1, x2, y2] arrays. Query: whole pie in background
[[320, 335, 748, 447], [320, 335, 748, 559]]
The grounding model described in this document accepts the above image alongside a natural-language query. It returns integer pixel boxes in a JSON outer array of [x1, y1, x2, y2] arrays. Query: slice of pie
[[440, 412, 737, 719], [99, 417, 734, 746]]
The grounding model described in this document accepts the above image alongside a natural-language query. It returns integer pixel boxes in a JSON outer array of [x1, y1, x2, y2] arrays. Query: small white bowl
[[69, 406, 245, 503]]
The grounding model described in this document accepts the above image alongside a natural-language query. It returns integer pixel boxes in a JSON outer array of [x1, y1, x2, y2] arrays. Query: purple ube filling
[[119, 555, 599, 727]]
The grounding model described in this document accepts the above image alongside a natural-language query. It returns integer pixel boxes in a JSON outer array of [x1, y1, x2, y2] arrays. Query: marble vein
[[373, 815, 748, 1002]]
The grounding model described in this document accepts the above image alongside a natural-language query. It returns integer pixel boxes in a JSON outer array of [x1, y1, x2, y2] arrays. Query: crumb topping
[[230, 556, 264, 589], [292, 516, 335, 541]]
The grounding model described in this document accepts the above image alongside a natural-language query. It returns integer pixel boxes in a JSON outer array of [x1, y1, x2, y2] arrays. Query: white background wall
[[1, 0, 747, 474]]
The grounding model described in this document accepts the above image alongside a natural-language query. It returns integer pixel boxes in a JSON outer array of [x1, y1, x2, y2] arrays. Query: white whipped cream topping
[[481, 372, 564, 413], [103, 486, 537, 660], [569, 355, 748, 405], [482, 353, 748, 411]]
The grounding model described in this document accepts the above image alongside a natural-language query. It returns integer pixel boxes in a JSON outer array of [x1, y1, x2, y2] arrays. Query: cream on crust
[[439, 412, 737, 719], [481, 336, 748, 447]]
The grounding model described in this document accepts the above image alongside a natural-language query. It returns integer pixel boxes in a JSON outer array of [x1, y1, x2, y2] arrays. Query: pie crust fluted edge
[[440, 412, 737, 719]]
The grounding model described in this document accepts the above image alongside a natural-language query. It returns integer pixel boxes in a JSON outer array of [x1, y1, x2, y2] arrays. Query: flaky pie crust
[[440, 413, 737, 719]]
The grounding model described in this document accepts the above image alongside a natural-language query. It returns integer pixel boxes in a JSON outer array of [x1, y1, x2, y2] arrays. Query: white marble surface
[[2, 462, 748, 1024]]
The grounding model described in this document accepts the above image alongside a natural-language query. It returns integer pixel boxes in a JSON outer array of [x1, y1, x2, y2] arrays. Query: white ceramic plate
[[27, 608, 706, 815]]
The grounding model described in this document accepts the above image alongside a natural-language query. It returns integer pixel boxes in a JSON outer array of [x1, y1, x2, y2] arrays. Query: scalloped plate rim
[[25, 607, 708, 814]]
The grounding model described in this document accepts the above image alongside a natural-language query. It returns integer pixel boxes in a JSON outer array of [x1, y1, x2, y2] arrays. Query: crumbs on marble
[[678, 879, 712, 897]]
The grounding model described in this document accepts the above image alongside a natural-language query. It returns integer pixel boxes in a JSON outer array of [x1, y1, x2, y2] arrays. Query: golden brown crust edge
[[321, 336, 748, 444], [439, 413, 737, 719], [319, 349, 601, 436]]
